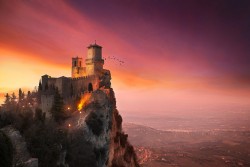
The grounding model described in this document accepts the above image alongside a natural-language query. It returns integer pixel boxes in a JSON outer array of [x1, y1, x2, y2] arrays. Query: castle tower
[[85, 43, 104, 76], [72, 56, 84, 78]]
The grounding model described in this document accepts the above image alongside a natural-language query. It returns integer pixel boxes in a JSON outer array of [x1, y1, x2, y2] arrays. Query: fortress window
[[88, 83, 93, 92], [80, 61, 81, 67], [74, 61, 77, 67]]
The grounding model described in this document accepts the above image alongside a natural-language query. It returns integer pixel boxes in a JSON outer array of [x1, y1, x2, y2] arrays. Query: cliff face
[[0, 80, 138, 167], [0, 126, 38, 167], [76, 89, 139, 167]]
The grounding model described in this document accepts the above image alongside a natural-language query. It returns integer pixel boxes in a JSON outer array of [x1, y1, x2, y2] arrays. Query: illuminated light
[[77, 93, 91, 111], [67, 107, 70, 110], [22, 106, 25, 108], [80, 111, 82, 114], [68, 124, 71, 127]]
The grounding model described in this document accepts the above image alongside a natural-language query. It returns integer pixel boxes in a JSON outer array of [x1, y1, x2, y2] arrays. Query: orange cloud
[[1, 0, 249, 111]]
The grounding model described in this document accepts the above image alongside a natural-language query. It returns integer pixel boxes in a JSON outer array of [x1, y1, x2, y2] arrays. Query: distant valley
[[123, 114, 250, 167]]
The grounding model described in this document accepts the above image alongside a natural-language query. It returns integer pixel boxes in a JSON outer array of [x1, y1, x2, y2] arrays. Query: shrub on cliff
[[0, 131, 13, 167], [66, 130, 97, 167], [50, 88, 67, 123], [24, 121, 66, 167], [114, 110, 122, 129]]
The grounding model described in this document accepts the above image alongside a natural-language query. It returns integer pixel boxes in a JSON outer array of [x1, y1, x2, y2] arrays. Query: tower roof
[[87, 43, 102, 49]]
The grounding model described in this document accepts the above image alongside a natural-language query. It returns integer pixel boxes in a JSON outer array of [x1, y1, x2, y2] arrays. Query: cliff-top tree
[[0, 131, 13, 167], [18, 88, 25, 102], [4, 93, 10, 105], [10, 93, 17, 103], [38, 81, 42, 91], [51, 88, 67, 123]]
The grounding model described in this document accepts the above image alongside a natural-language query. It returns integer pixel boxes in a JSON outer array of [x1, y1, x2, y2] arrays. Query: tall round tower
[[85, 43, 104, 76]]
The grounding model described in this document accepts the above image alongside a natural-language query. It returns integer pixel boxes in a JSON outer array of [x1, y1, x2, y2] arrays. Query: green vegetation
[[0, 90, 68, 166], [0, 89, 104, 167], [66, 130, 97, 167], [0, 131, 13, 167], [114, 109, 122, 129], [50, 88, 68, 123], [24, 121, 67, 167]]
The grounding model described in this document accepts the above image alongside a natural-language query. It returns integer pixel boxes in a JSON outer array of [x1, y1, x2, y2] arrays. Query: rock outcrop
[[76, 89, 139, 167], [1, 126, 38, 167]]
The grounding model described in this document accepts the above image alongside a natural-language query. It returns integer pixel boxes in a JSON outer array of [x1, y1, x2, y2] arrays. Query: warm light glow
[[68, 124, 71, 127], [67, 107, 70, 110], [0, 0, 249, 114], [77, 93, 91, 111]]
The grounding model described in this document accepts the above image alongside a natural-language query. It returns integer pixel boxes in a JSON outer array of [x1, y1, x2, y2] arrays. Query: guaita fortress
[[40, 43, 111, 117]]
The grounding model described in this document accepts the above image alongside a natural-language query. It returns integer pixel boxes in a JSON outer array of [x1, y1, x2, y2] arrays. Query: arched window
[[88, 83, 93, 92]]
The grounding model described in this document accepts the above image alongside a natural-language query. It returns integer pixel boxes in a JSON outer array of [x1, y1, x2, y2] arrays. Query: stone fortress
[[41, 43, 111, 116]]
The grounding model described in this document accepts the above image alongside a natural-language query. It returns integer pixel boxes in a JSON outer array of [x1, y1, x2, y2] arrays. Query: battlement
[[71, 43, 104, 77], [71, 75, 96, 80], [40, 43, 111, 117]]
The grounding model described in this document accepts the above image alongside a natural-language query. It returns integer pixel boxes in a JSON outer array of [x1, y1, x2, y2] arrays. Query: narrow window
[[88, 83, 93, 92], [74, 61, 77, 67]]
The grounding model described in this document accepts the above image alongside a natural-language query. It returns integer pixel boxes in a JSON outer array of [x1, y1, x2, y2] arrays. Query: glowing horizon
[[1, 0, 250, 112]]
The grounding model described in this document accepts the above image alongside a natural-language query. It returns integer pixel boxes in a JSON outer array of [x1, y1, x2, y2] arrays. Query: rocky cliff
[[0, 126, 38, 167], [0, 87, 139, 167], [74, 88, 139, 167]]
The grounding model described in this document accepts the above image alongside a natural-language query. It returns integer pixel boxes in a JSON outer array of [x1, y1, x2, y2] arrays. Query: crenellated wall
[[42, 75, 99, 97], [70, 75, 99, 96], [40, 43, 111, 117]]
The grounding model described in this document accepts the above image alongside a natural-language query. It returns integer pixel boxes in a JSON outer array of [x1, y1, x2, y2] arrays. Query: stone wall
[[1, 126, 38, 167], [41, 94, 54, 118], [70, 75, 99, 96], [71, 66, 86, 78]]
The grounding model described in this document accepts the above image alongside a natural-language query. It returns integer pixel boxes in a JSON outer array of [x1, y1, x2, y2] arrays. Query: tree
[[0, 131, 13, 167], [10, 93, 17, 103], [27, 91, 31, 97], [51, 89, 67, 123], [18, 88, 25, 102], [38, 81, 42, 91], [2, 93, 17, 113], [18, 88, 22, 101], [4, 93, 10, 104], [34, 108, 45, 123], [27, 91, 31, 102]]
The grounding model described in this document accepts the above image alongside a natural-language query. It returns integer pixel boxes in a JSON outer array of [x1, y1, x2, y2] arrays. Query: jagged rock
[[57, 150, 69, 167], [1, 126, 38, 167], [23, 158, 38, 167], [77, 89, 139, 167]]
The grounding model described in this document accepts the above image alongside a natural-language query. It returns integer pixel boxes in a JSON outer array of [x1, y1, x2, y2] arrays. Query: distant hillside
[[123, 123, 250, 167]]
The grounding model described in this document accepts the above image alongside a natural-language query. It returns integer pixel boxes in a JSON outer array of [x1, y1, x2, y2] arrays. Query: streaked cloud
[[0, 0, 249, 111]]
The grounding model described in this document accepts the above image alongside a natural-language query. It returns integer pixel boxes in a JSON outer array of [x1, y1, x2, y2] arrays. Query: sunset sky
[[0, 0, 250, 114]]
